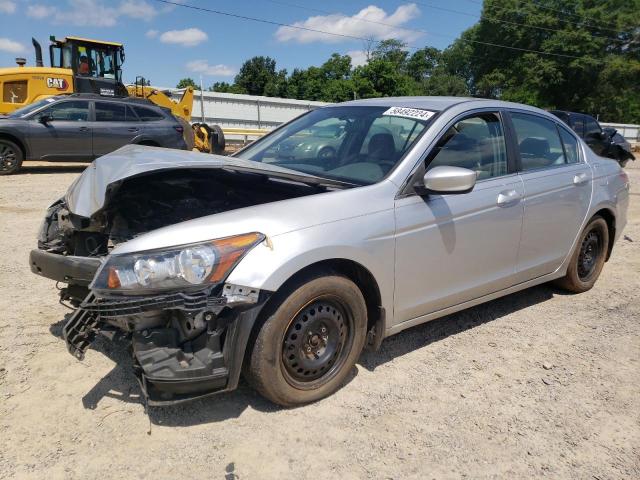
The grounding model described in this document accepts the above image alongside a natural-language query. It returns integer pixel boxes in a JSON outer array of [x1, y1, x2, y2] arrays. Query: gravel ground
[[0, 161, 638, 479]]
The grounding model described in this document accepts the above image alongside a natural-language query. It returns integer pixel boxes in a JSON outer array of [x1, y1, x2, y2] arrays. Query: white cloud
[[27, 4, 56, 19], [146, 29, 159, 39], [119, 0, 157, 19], [0, 1, 16, 14], [186, 60, 235, 77], [275, 4, 422, 44], [347, 50, 369, 67], [160, 28, 208, 47], [0, 37, 26, 54], [26, 0, 159, 27]]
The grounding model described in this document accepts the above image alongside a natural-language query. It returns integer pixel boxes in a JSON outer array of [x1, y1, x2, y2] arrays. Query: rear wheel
[[0, 139, 23, 175], [246, 274, 367, 406], [555, 216, 609, 293]]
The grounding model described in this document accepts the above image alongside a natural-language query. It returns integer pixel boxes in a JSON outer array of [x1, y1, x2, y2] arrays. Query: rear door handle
[[128, 127, 139, 132], [497, 189, 521, 207], [573, 172, 589, 186], [78, 126, 89, 132]]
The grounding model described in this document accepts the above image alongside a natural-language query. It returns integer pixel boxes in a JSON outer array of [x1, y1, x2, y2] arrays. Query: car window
[[584, 116, 601, 138], [40, 101, 89, 121], [132, 106, 164, 122], [125, 106, 138, 122], [558, 127, 580, 164], [427, 113, 508, 180], [235, 105, 435, 185], [95, 102, 127, 122], [570, 115, 585, 137], [511, 113, 565, 171]]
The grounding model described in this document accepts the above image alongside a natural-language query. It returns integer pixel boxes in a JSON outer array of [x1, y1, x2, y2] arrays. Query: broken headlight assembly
[[91, 232, 264, 294]]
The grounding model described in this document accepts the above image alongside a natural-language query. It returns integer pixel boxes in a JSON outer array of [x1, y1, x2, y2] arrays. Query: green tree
[[176, 78, 200, 90], [450, 0, 640, 121], [234, 56, 287, 96]]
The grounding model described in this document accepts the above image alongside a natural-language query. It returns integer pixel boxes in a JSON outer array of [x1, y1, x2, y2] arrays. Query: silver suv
[[30, 97, 629, 407]]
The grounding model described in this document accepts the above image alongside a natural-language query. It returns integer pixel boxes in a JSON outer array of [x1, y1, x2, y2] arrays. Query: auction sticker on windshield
[[383, 106, 435, 121]]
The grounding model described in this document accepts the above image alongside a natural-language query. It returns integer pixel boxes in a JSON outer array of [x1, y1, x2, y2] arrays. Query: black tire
[[0, 139, 23, 175], [210, 124, 225, 154], [246, 273, 367, 407], [555, 216, 609, 293]]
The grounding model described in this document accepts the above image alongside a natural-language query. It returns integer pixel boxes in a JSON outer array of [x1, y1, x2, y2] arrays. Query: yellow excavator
[[0, 36, 224, 153]]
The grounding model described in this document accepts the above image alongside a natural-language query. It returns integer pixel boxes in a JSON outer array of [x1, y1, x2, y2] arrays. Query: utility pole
[[200, 75, 205, 123]]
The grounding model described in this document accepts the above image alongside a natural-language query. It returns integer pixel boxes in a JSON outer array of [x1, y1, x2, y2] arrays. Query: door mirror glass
[[418, 166, 477, 195]]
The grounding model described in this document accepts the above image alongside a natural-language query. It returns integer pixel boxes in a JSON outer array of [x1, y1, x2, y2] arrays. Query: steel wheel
[[281, 296, 352, 388], [246, 274, 367, 406], [577, 229, 602, 281], [554, 216, 609, 293]]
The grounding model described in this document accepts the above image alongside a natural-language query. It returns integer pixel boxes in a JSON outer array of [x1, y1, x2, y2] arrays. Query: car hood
[[65, 144, 353, 218]]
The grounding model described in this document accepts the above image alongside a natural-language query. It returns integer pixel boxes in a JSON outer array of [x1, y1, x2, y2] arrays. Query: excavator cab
[[49, 36, 127, 96]]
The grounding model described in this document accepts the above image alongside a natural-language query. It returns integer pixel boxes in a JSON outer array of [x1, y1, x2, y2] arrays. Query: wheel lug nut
[[321, 327, 326, 333], [306, 346, 311, 352]]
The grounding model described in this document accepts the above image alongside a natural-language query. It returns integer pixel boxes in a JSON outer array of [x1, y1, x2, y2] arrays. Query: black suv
[[0, 94, 188, 175], [550, 110, 635, 167]]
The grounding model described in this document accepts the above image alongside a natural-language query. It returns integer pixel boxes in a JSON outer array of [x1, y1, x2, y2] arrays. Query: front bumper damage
[[45, 271, 269, 406]]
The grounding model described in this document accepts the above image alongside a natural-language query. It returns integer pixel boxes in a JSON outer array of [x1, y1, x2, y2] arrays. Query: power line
[[151, 0, 598, 61], [461, 0, 638, 34], [410, 0, 633, 43]]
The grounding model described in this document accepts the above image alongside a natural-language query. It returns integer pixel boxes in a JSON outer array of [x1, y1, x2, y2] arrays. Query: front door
[[28, 100, 92, 160], [508, 111, 592, 282], [394, 111, 524, 324], [91, 101, 140, 156]]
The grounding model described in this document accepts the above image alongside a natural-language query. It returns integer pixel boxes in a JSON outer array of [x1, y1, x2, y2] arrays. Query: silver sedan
[[30, 97, 629, 407]]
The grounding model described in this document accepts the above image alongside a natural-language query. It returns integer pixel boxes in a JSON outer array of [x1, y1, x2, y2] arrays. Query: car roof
[[330, 96, 552, 116], [61, 93, 161, 108], [550, 110, 597, 120]]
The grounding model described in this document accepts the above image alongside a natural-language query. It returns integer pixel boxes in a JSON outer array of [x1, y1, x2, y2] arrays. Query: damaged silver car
[[30, 97, 630, 406]]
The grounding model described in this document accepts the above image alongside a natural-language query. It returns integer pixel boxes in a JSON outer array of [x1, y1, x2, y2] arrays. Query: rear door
[[509, 111, 592, 282], [131, 105, 169, 146], [27, 100, 92, 160], [92, 101, 141, 156]]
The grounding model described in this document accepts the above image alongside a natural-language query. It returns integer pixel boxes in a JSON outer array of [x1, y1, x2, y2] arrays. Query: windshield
[[8, 97, 60, 118], [235, 105, 435, 185]]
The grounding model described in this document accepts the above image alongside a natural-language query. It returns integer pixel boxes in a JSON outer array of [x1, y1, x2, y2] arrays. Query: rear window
[[585, 116, 601, 138], [132, 106, 164, 121], [511, 112, 566, 171], [95, 102, 127, 122]]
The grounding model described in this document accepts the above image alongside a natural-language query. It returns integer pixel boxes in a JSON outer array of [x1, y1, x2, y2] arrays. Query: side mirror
[[416, 166, 477, 195], [38, 114, 53, 124]]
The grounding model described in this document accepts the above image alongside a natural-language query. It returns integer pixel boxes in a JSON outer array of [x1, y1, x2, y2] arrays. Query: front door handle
[[128, 127, 139, 132], [78, 126, 89, 132], [573, 172, 589, 186], [497, 189, 521, 207]]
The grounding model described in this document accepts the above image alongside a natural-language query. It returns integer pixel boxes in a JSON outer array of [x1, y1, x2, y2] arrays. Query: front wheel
[[246, 274, 367, 406], [555, 216, 609, 293]]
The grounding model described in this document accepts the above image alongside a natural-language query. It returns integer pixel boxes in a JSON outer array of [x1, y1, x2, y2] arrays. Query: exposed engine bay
[[38, 168, 318, 258]]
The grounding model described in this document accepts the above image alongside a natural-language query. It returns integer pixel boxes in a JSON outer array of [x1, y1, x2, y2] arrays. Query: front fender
[[226, 210, 396, 321]]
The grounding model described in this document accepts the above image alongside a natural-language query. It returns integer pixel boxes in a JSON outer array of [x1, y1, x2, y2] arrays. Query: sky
[[0, 0, 481, 88]]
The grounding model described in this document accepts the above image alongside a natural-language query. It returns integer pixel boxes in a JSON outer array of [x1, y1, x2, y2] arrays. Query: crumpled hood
[[64, 144, 338, 218]]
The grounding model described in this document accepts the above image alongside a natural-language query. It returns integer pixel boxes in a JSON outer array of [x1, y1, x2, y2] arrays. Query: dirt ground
[[0, 161, 638, 479]]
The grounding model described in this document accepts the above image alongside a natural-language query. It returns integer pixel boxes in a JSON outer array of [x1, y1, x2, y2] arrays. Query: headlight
[[91, 232, 264, 293]]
